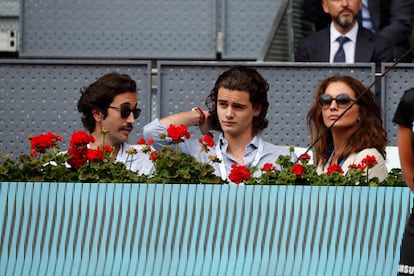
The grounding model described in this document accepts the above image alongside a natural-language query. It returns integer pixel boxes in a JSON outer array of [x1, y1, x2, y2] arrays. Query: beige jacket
[[317, 148, 388, 181]]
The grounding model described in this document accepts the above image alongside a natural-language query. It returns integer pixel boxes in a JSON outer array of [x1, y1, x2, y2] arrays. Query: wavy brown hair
[[307, 75, 387, 167], [77, 72, 137, 133], [205, 65, 269, 135]]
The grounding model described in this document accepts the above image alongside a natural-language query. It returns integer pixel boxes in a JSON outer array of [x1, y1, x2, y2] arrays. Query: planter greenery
[[0, 125, 405, 187]]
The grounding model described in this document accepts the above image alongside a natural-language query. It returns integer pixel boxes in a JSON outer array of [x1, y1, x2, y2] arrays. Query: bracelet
[[192, 107, 205, 126]]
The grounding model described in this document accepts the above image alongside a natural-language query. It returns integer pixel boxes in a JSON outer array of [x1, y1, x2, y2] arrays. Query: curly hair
[[205, 65, 269, 135], [307, 75, 387, 167], [77, 72, 137, 133]]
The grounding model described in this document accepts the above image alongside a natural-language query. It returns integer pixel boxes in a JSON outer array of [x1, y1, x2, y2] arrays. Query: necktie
[[333, 36, 350, 62]]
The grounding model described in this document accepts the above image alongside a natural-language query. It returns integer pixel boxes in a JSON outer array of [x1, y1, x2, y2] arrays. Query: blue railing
[[0, 182, 412, 275]]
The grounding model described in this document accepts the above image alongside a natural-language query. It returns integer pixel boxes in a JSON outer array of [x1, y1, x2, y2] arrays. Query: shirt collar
[[217, 133, 260, 152], [330, 22, 359, 44]]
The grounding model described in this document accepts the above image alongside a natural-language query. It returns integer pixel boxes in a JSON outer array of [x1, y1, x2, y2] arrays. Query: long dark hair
[[205, 65, 269, 135], [307, 75, 387, 167]]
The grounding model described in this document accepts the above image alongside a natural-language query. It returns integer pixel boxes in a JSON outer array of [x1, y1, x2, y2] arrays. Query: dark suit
[[367, 0, 414, 61], [294, 26, 394, 67], [302, 0, 414, 61]]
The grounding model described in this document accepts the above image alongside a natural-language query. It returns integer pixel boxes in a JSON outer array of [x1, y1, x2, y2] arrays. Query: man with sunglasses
[[77, 72, 154, 175]]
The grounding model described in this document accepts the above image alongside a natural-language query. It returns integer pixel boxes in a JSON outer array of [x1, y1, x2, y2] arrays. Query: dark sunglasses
[[317, 93, 356, 109], [108, 106, 141, 119]]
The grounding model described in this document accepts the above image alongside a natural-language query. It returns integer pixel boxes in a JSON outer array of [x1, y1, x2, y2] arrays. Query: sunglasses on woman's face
[[108, 105, 141, 119], [317, 93, 356, 109]]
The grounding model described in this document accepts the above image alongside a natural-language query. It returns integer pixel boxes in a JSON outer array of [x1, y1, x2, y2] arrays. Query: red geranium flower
[[67, 147, 87, 169], [298, 153, 311, 161], [150, 150, 158, 161], [361, 155, 377, 168], [349, 163, 366, 171], [137, 137, 154, 145], [199, 134, 215, 147], [30, 131, 62, 154], [261, 163, 277, 172], [228, 163, 251, 184], [137, 137, 146, 144], [103, 145, 113, 154], [30, 134, 52, 154], [70, 131, 94, 147], [86, 148, 104, 162], [199, 133, 215, 153], [137, 137, 154, 154], [291, 163, 305, 177], [167, 124, 191, 143], [326, 164, 344, 175]]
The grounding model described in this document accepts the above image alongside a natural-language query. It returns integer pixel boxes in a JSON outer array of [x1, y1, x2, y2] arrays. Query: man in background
[[301, 0, 414, 61], [295, 0, 394, 67]]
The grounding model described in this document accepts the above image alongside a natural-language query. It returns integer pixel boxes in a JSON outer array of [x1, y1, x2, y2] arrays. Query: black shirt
[[393, 88, 414, 154]]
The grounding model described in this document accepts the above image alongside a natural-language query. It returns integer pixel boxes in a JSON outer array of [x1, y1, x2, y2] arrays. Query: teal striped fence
[[0, 182, 411, 275]]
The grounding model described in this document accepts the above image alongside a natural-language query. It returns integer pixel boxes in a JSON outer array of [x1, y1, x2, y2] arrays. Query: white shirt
[[329, 23, 359, 63], [116, 142, 154, 176]]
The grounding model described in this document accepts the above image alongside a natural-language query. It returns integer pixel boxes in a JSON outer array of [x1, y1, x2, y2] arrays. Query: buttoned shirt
[[143, 119, 294, 181], [116, 142, 154, 176]]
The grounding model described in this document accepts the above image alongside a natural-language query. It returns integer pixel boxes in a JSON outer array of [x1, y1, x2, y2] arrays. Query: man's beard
[[332, 13, 355, 28]]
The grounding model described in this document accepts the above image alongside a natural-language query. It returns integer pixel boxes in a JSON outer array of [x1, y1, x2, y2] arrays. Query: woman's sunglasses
[[317, 93, 356, 109], [108, 106, 141, 119]]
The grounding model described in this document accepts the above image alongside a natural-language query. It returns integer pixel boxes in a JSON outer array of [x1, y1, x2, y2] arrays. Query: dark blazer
[[294, 26, 395, 66], [302, 0, 414, 61], [368, 0, 414, 61]]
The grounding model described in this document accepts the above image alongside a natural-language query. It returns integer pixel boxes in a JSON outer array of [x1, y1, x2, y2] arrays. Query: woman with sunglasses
[[307, 74, 388, 180]]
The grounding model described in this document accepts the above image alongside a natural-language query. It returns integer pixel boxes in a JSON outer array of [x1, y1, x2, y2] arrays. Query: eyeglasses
[[108, 106, 141, 119], [317, 93, 356, 109]]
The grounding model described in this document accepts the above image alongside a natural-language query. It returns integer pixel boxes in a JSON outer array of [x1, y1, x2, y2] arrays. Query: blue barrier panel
[[72, 183, 90, 275], [304, 186, 325, 275], [0, 182, 412, 275], [119, 184, 138, 275]]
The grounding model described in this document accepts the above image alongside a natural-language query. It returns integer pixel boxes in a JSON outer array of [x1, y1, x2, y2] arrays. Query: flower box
[[0, 182, 411, 275], [1, 130, 406, 186]]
